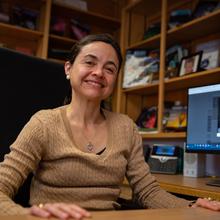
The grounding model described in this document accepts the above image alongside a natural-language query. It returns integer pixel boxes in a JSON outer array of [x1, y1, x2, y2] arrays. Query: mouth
[[84, 79, 104, 88]]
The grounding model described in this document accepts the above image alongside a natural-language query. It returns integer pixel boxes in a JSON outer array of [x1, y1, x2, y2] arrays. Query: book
[[195, 39, 220, 70], [70, 19, 90, 40], [164, 101, 187, 132], [50, 17, 66, 36], [122, 49, 159, 88], [136, 106, 157, 130], [15, 46, 34, 56]]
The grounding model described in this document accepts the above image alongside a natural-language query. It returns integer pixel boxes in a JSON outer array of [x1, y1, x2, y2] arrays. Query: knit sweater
[[0, 105, 189, 215]]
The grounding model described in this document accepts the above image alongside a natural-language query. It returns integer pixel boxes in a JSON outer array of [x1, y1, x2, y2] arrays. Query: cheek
[[70, 66, 87, 82], [108, 75, 117, 88]]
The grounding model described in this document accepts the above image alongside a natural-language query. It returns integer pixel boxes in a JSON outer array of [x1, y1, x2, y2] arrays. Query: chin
[[83, 90, 110, 100], [83, 93, 103, 102]]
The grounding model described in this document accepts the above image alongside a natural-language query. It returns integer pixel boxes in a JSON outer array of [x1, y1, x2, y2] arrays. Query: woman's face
[[65, 41, 119, 102]]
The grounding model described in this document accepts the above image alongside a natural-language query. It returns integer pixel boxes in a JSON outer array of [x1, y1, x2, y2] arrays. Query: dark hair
[[68, 33, 123, 71], [64, 33, 123, 106]]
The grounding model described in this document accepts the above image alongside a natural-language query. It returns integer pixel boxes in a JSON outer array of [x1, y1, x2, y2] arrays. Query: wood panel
[[126, 94, 142, 121], [140, 131, 186, 139], [165, 89, 188, 106], [129, 12, 145, 45], [142, 94, 158, 108]]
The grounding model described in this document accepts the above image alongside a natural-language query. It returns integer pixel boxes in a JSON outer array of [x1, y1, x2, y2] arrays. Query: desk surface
[[154, 174, 220, 200], [121, 174, 220, 200], [1, 208, 220, 220]]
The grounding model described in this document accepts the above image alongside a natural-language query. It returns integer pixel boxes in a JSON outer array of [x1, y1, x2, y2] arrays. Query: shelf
[[122, 82, 159, 95], [10, 0, 45, 10], [128, 34, 161, 50], [167, 9, 220, 47], [123, 5, 220, 54], [139, 131, 186, 139], [165, 67, 220, 92], [0, 22, 43, 40], [120, 67, 220, 96], [52, 2, 120, 30], [125, 0, 161, 15], [48, 58, 65, 64], [50, 34, 77, 45]]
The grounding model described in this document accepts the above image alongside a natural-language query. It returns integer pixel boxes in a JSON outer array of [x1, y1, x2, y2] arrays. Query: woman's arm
[[0, 113, 45, 214], [125, 122, 189, 209]]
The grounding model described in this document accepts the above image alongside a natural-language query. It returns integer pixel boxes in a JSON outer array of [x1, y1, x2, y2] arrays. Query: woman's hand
[[192, 198, 220, 211], [27, 203, 91, 219]]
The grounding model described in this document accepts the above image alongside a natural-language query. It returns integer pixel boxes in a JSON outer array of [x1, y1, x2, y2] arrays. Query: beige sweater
[[0, 105, 189, 215]]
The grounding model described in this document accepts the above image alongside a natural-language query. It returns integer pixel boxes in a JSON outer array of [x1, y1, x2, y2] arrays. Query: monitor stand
[[206, 178, 220, 187]]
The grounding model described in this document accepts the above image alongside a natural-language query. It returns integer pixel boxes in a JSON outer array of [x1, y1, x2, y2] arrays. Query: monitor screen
[[186, 84, 220, 153]]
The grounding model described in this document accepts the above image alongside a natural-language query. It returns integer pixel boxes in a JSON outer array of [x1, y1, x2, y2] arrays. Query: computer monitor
[[186, 83, 220, 187], [186, 83, 220, 153]]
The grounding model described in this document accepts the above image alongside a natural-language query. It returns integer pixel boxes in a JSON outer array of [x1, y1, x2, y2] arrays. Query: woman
[[0, 34, 219, 219]]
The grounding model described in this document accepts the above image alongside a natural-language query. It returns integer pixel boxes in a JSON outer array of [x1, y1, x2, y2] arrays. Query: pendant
[[86, 141, 94, 152]]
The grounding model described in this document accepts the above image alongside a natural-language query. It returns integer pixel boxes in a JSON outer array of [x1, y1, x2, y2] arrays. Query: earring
[[66, 75, 70, 80]]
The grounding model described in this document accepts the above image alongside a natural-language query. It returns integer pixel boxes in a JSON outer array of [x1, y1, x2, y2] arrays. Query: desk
[[1, 208, 220, 220], [121, 174, 220, 200]]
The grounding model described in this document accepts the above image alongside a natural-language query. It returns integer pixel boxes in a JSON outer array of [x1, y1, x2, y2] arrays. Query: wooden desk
[[121, 174, 220, 200], [1, 208, 220, 220]]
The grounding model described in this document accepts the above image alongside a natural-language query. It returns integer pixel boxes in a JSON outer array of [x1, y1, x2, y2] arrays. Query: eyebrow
[[84, 54, 118, 71]]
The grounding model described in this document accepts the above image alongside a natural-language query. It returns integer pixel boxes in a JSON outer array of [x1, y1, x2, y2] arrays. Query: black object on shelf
[[11, 6, 38, 30], [168, 9, 192, 29], [143, 23, 160, 40], [48, 48, 70, 60], [192, 0, 218, 19]]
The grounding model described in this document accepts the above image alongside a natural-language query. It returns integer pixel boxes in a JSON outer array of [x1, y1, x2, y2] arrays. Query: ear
[[64, 61, 72, 78]]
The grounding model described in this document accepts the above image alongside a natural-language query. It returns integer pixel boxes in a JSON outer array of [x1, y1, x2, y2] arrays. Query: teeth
[[86, 80, 103, 87]]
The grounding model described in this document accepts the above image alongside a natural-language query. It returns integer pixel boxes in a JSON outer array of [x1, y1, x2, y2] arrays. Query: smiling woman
[[64, 34, 122, 105], [0, 34, 219, 220], [65, 41, 118, 101]]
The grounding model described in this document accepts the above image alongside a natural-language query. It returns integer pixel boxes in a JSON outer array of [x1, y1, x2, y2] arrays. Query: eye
[[105, 67, 116, 75], [85, 60, 95, 66]]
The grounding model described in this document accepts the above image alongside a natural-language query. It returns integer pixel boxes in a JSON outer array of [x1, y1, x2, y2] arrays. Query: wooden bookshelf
[[117, 0, 220, 139]]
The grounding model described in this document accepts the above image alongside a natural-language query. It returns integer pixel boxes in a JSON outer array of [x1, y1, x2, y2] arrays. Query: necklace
[[86, 141, 95, 152], [82, 131, 97, 153], [73, 129, 96, 153]]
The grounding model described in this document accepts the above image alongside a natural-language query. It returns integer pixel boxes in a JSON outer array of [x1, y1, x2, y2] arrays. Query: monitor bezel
[[185, 83, 220, 154]]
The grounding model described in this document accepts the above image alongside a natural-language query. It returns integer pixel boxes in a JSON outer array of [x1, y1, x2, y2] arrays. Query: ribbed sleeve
[[0, 112, 45, 214], [125, 122, 189, 208]]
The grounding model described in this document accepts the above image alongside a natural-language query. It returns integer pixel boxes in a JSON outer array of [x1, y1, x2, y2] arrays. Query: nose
[[92, 65, 104, 78]]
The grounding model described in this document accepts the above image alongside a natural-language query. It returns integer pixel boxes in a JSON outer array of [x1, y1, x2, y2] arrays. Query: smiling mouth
[[84, 80, 104, 88]]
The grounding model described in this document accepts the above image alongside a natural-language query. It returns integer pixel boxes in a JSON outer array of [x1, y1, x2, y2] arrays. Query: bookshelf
[[116, 0, 220, 140], [0, 0, 123, 61]]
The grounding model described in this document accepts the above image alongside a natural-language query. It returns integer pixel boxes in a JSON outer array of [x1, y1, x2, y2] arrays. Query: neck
[[67, 96, 104, 128]]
